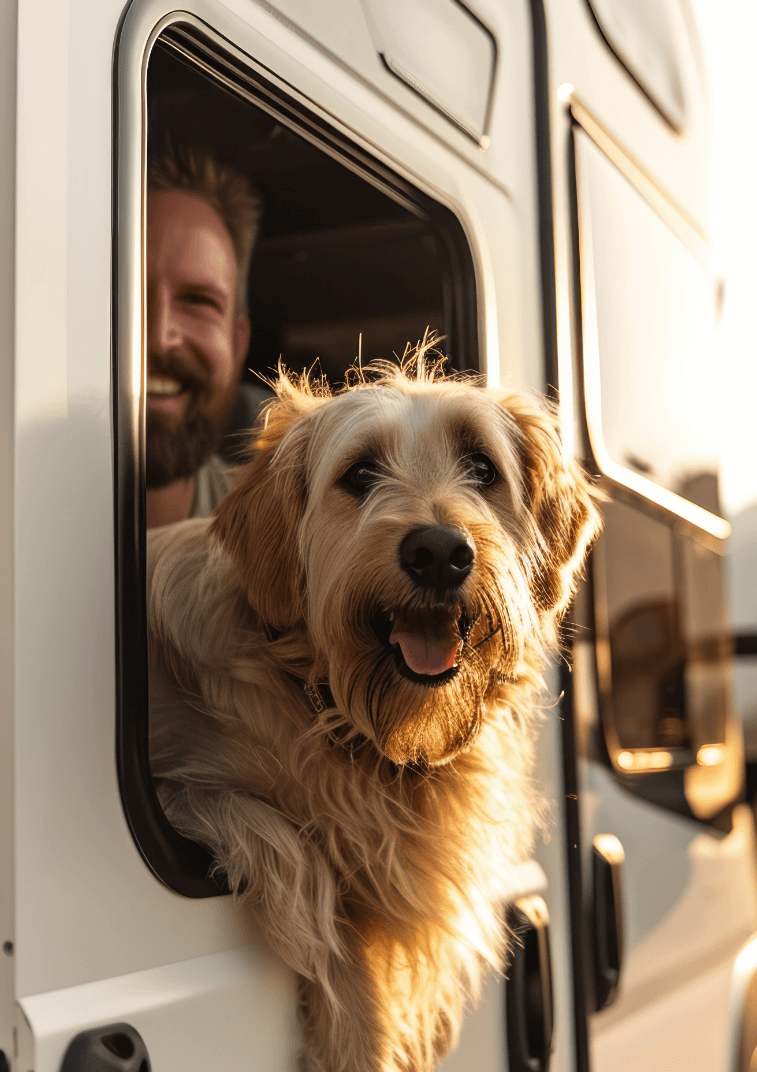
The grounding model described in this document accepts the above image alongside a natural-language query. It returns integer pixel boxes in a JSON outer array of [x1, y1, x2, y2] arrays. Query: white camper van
[[2, 0, 756, 1069]]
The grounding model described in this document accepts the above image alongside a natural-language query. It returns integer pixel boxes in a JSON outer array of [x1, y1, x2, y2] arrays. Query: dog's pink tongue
[[389, 622, 461, 675]]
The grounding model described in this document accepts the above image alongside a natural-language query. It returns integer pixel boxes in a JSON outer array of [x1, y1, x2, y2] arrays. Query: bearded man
[[145, 147, 263, 528]]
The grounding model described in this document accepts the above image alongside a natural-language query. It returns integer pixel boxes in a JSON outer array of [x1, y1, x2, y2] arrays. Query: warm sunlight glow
[[697, 744, 725, 767], [593, 833, 625, 865], [692, 1, 757, 521], [617, 750, 674, 771]]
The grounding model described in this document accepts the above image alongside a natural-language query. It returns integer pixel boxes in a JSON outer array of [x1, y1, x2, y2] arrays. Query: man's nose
[[147, 289, 182, 356]]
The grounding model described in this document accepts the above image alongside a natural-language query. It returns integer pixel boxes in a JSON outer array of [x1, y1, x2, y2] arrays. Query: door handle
[[60, 1023, 150, 1071], [592, 833, 625, 1012], [506, 894, 554, 1072]]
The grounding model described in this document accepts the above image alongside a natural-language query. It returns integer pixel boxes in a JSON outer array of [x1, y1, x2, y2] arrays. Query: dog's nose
[[399, 526, 475, 589]]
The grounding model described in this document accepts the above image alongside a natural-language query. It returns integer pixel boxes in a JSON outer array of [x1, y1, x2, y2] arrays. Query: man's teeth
[[147, 375, 183, 396]]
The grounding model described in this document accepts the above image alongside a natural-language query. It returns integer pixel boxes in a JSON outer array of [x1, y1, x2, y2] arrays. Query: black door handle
[[60, 1023, 150, 1071], [506, 894, 554, 1072], [592, 833, 625, 1012]]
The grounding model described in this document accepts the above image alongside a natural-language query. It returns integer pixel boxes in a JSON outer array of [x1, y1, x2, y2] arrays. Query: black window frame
[[113, 14, 480, 896]]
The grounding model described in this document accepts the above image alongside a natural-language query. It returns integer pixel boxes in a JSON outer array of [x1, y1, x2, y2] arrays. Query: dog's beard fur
[[307, 503, 537, 766], [148, 352, 602, 1072]]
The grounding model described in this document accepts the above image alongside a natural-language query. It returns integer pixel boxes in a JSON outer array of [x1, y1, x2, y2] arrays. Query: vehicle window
[[572, 126, 741, 824], [575, 129, 722, 531], [570, 496, 741, 826], [593, 498, 739, 810], [116, 23, 479, 895]]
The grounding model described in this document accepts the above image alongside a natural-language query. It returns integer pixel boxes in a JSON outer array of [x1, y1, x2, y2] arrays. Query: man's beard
[[146, 406, 226, 488], [145, 356, 237, 489]]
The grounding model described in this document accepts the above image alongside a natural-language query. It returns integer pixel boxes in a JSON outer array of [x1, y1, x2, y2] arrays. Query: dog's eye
[[341, 461, 379, 496], [466, 453, 497, 486]]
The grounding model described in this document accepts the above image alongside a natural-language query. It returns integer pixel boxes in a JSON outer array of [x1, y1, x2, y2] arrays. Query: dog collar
[[263, 622, 334, 714], [303, 680, 335, 714]]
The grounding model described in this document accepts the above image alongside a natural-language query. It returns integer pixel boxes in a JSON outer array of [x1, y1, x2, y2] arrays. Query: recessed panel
[[360, 0, 496, 142], [587, 0, 687, 130]]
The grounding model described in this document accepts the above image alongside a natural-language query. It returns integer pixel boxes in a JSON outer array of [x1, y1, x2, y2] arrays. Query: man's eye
[[341, 461, 379, 496], [466, 453, 497, 486], [183, 292, 222, 311]]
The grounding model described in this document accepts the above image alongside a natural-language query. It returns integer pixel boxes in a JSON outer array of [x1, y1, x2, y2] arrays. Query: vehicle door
[[543, 0, 757, 1067], [3, 0, 576, 1069]]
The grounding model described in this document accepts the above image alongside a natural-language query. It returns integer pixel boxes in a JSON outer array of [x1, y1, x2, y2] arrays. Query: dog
[[148, 351, 601, 1072]]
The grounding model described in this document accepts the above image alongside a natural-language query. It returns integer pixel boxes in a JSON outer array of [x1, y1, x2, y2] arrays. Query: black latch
[[506, 894, 554, 1072], [592, 833, 626, 1012], [60, 1023, 150, 1072]]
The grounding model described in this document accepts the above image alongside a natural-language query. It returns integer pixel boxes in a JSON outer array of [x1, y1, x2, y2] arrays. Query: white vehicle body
[[1, 0, 755, 1070]]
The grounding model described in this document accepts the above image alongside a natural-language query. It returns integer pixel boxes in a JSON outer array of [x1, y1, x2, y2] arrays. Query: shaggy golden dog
[[148, 353, 600, 1072]]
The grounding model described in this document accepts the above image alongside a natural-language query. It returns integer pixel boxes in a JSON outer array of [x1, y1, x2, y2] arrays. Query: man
[[145, 147, 263, 527]]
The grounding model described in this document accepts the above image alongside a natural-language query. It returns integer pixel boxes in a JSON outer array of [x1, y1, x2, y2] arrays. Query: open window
[[115, 19, 479, 895]]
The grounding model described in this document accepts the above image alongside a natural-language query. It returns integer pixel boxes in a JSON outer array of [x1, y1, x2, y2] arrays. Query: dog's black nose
[[399, 526, 475, 589]]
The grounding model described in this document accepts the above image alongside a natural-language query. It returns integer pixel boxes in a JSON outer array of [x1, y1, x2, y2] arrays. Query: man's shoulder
[[191, 455, 238, 518]]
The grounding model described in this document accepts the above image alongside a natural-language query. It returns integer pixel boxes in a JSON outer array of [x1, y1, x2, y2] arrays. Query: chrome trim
[[158, 26, 427, 213], [114, 5, 232, 894], [570, 93, 706, 262], [725, 929, 757, 1072], [569, 102, 730, 545]]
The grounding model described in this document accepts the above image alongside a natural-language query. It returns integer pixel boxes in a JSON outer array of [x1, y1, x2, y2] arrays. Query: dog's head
[[212, 360, 601, 766]]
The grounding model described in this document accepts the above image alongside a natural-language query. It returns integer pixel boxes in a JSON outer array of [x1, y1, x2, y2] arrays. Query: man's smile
[[147, 373, 183, 397], [146, 374, 192, 416]]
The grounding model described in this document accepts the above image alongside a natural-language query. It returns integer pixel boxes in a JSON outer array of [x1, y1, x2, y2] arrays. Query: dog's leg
[[160, 784, 395, 1071], [297, 914, 467, 1072], [297, 923, 391, 1072], [356, 921, 477, 1072]]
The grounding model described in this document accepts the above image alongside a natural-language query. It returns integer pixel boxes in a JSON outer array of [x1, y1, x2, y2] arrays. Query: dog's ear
[[211, 380, 323, 630], [498, 389, 602, 616]]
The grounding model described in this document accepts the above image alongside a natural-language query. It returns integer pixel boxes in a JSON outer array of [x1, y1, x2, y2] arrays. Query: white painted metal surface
[[545, 0, 757, 1068], [0, 0, 16, 1062], [3, 0, 756, 1068], [20, 946, 299, 1072], [4, 0, 554, 1067]]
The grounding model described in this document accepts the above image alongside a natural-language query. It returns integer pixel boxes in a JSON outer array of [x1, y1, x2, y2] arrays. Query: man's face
[[145, 189, 250, 488]]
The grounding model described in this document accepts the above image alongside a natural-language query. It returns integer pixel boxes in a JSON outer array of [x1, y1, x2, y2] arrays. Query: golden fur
[[148, 353, 601, 1072]]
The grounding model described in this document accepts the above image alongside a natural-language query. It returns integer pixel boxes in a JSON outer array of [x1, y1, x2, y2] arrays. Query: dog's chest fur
[[149, 517, 537, 906], [147, 368, 600, 1072]]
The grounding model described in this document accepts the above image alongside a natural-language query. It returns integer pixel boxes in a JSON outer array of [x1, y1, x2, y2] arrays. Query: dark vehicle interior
[[149, 41, 478, 460]]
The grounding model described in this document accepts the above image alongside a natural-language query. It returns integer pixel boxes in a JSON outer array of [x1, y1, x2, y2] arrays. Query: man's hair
[[148, 144, 263, 315]]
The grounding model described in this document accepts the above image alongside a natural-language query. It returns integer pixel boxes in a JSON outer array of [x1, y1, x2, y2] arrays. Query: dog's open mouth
[[371, 608, 476, 685]]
